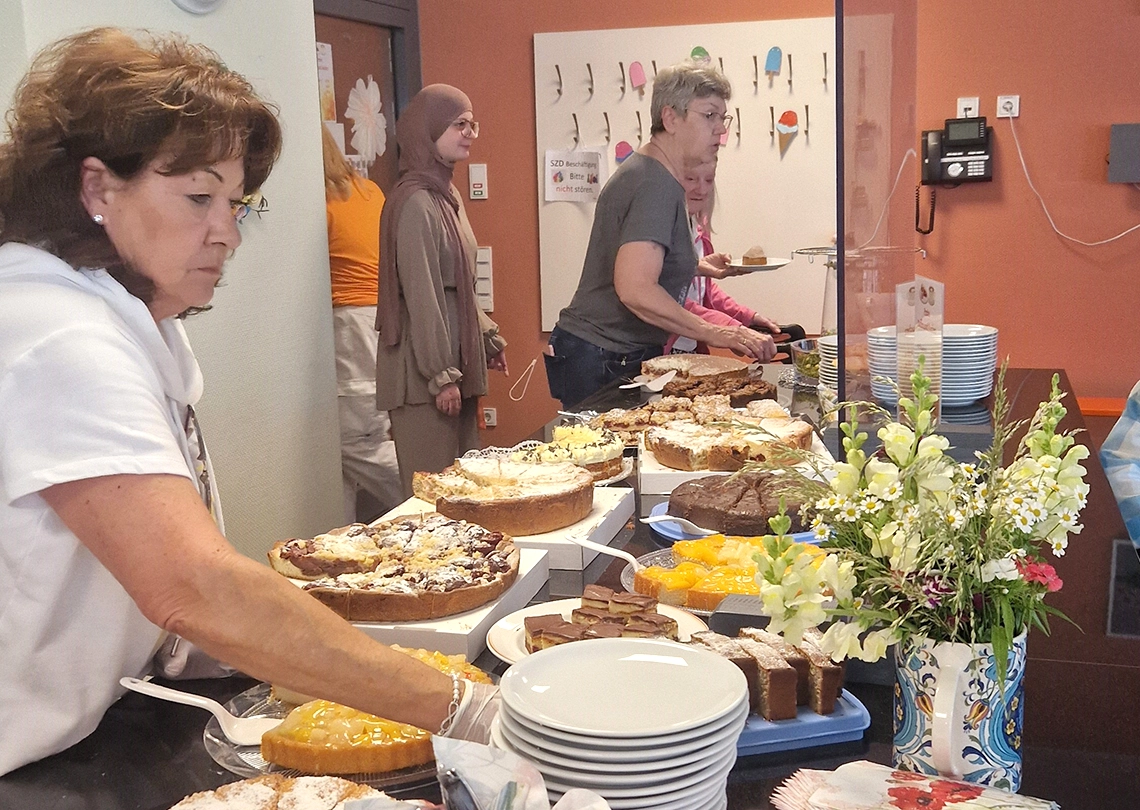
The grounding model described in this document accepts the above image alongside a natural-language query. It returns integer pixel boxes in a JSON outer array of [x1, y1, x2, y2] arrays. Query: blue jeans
[[544, 326, 663, 410]]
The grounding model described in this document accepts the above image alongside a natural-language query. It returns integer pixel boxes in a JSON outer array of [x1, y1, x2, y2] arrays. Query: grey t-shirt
[[556, 152, 696, 353]]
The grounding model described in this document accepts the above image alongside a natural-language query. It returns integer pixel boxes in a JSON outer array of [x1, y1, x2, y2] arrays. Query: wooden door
[[315, 14, 399, 193]]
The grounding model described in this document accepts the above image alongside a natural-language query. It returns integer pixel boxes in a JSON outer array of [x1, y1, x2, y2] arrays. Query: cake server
[[563, 533, 643, 571], [120, 676, 280, 745], [639, 514, 717, 536], [617, 369, 677, 391]]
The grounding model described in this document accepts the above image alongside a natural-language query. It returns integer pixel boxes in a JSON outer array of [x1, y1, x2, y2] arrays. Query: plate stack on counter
[[817, 334, 839, 392], [868, 324, 998, 407], [491, 638, 748, 810]]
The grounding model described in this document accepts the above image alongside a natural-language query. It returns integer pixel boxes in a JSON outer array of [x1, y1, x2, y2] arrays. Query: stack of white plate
[[492, 638, 748, 810], [867, 324, 998, 407], [818, 334, 839, 391]]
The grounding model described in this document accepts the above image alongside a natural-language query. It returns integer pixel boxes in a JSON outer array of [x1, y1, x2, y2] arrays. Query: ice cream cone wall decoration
[[776, 109, 799, 156]]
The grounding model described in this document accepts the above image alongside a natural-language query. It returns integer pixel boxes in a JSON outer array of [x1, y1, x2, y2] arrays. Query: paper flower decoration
[[345, 75, 387, 162]]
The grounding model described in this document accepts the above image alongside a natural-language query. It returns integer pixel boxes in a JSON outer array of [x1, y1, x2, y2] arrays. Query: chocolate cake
[[667, 470, 808, 536]]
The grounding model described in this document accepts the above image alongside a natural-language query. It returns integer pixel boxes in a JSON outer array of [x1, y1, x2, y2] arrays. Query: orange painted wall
[[418, 1, 832, 445], [915, 1, 1140, 402], [419, 1, 1140, 445]]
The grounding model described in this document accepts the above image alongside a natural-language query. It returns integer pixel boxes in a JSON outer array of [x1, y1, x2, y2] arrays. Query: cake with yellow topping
[[511, 425, 625, 481], [633, 534, 826, 611], [260, 700, 433, 775]]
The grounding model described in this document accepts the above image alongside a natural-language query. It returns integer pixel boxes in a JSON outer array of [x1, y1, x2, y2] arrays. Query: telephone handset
[[920, 117, 992, 185]]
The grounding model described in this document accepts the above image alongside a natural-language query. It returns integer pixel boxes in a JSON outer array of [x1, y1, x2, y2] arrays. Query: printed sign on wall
[[544, 149, 606, 202]]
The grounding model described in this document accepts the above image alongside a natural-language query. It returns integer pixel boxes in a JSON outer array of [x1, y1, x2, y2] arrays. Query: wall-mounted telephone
[[920, 117, 993, 185]]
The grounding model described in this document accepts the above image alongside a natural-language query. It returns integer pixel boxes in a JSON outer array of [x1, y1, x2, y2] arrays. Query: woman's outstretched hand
[[487, 351, 508, 374]]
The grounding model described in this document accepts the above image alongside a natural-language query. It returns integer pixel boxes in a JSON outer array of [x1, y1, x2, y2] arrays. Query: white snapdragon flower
[[859, 628, 896, 662], [981, 557, 1020, 582], [879, 423, 917, 466], [816, 555, 856, 604], [865, 457, 901, 499], [819, 621, 863, 662], [831, 462, 862, 497], [916, 433, 951, 459]]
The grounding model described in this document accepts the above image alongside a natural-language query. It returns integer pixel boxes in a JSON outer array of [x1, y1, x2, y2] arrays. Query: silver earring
[[92, 214, 104, 225]]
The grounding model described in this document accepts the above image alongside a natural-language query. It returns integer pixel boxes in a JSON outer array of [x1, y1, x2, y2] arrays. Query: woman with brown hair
[[321, 125, 402, 521], [377, 84, 508, 496], [0, 29, 494, 775]]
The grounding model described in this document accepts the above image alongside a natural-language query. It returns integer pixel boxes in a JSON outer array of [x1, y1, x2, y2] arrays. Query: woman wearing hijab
[[377, 85, 508, 496]]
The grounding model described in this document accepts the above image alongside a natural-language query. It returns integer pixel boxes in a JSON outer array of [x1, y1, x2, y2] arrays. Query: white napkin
[[431, 737, 610, 810], [772, 761, 1058, 810]]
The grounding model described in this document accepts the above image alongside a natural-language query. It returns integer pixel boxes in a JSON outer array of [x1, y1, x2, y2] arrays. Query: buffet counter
[[3, 368, 1138, 810]]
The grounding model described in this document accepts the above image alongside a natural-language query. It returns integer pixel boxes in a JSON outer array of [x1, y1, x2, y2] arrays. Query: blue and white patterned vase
[[893, 631, 1027, 792]]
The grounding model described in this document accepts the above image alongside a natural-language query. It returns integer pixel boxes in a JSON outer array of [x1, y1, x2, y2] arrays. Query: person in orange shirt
[[322, 125, 402, 521]]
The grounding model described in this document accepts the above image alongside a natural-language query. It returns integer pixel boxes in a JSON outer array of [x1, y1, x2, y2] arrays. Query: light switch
[[469, 163, 488, 199], [475, 246, 493, 311]]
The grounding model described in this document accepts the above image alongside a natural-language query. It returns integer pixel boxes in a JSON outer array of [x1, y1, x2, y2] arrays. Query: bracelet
[[436, 672, 463, 736]]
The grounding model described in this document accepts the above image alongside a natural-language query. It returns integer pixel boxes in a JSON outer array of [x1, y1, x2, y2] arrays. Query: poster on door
[[544, 149, 606, 202], [316, 42, 336, 122]]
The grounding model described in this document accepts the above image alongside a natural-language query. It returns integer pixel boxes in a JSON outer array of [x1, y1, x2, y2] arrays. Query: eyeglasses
[[231, 194, 269, 224], [684, 108, 733, 131], [451, 119, 480, 137]]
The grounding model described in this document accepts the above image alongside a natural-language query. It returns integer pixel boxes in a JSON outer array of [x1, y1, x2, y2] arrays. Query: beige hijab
[[377, 84, 480, 392]]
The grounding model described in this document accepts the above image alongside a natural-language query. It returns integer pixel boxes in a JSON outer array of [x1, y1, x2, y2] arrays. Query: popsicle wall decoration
[[753, 55, 759, 90], [618, 62, 625, 96], [555, 64, 563, 97], [690, 45, 710, 64], [764, 46, 782, 85], [572, 113, 580, 147], [776, 109, 799, 155], [586, 63, 594, 97], [614, 140, 634, 165], [603, 112, 611, 143], [823, 53, 828, 86], [629, 61, 647, 98], [787, 53, 793, 90]]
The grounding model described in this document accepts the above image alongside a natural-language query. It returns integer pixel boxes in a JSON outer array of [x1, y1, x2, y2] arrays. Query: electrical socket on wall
[[482, 407, 497, 427], [997, 95, 1020, 118]]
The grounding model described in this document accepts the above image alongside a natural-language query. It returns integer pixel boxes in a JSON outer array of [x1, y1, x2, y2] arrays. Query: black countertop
[[4, 368, 1139, 809]]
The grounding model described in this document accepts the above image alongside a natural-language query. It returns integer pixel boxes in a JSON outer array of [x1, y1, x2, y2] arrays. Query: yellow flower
[[865, 457, 901, 499], [879, 423, 916, 466]]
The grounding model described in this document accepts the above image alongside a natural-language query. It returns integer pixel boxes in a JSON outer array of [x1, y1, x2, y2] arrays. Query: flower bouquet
[[743, 361, 1089, 788], [748, 361, 1089, 679]]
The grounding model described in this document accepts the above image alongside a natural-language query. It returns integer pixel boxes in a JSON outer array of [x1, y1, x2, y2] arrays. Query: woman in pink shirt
[[665, 158, 787, 354]]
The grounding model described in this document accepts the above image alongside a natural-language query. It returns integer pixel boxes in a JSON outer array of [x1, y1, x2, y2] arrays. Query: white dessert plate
[[541, 747, 736, 799], [497, 698, 747, 758], [725, 257, 791, 272], [500, 692, 746, 750], [544, 753, 735, 808], [491, 711, 743, 772], [493, 717, 741, 787], [499, 637, 747, 737], [485, 598, 707, 665]]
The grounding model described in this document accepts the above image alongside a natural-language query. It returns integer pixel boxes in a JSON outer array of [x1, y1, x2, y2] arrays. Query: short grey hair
[[650, 61, 732, 135]]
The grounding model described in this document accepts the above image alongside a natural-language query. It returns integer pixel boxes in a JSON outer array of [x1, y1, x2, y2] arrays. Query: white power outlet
[[997, 95, 1020, 118], [482, 407, 497, 427]]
